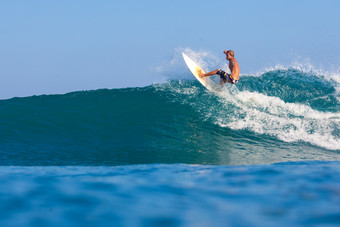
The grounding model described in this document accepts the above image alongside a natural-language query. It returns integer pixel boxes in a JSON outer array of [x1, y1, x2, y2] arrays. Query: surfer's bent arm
[[198, 69, 219, 78]]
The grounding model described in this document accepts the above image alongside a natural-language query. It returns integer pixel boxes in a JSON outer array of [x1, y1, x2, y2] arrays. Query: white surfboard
[[182, 53, 218, 91]]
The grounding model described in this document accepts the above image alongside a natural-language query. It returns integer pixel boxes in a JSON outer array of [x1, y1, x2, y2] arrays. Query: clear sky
[[1, 0, 340, 99]]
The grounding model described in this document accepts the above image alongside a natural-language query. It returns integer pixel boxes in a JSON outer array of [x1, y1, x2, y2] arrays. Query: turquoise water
[[1, 69, 339, 165], [0, 69, 340, 226]]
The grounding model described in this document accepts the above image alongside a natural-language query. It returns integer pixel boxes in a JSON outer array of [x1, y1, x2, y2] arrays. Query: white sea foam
[[215, 88, 340, 151], [167, 82, 340, 150]]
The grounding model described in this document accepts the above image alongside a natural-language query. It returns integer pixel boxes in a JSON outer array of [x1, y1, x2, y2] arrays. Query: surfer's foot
[[198, 70, 203, 77]]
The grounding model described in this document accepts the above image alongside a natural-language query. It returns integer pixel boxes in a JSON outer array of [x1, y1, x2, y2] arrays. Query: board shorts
[[217, 69, 238, 84]]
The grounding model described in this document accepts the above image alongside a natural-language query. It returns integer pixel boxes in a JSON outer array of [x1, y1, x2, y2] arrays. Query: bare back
[[229, 58, 240, 80]]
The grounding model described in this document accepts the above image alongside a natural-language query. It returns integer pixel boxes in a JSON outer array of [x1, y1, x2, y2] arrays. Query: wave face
[[0, 69, 339, 165]]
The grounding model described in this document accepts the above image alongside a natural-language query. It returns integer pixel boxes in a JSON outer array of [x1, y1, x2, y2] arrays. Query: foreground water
[[0, 68, 339, 226], [1, 162, 340, 227]]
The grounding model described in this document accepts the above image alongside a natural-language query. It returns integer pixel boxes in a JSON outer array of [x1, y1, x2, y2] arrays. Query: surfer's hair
[[227, 50, 235, 57]]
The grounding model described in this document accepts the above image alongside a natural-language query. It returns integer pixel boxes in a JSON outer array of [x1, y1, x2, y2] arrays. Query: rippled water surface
[[1, 162, 340, 227]]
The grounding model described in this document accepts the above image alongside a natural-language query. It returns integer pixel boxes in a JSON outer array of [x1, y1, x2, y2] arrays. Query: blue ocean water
[[0, 68, 340, 226], [1, 162, 340, 227]]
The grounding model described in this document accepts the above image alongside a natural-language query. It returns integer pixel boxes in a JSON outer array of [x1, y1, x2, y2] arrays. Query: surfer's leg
[[219, 78, 225, 86], [219, 71, 229, 86]]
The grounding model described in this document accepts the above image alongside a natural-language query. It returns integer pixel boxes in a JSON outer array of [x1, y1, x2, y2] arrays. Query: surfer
[[198, 50, 239, 85]]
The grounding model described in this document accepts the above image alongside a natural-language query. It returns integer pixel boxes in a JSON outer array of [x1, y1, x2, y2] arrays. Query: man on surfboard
[[198, 50, 239, 85]]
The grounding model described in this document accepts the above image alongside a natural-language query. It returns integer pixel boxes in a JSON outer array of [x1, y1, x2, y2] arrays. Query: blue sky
[[1, 0, 340, 99]]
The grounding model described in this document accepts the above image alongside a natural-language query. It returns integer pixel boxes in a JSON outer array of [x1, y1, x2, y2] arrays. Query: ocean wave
[[0, 68, 339, 165], [158, 68, 340, 151]]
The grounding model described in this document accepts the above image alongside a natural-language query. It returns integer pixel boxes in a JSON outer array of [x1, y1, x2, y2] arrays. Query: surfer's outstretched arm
[[198, 69, 219, 78]]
